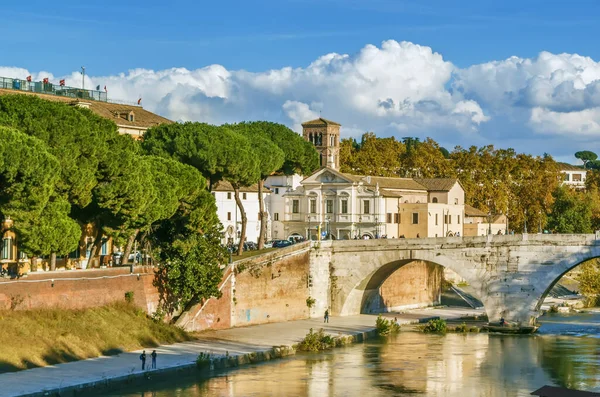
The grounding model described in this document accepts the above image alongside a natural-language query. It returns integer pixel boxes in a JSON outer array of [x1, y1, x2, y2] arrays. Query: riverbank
[[0, 307, 482, 397]]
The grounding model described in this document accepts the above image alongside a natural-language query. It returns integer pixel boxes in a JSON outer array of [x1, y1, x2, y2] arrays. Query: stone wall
[[0, 266, 159, 313], [232, 249, 311, 327], [177, 243, 312, 331], [378, 261, 442, 311]]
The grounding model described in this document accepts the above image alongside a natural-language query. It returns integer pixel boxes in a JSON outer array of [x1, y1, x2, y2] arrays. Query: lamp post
[[307, 215, 311, 241], [538, 210, 542, 234], [524, 209, 528, 234], [375, 216, 379, 238], [505, 207, 509, 235], [488, 211, 492, 235], [325, 216, 330, 240]]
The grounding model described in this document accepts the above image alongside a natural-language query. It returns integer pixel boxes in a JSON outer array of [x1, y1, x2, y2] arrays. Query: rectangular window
[[243, 193, 247, 200], [435, 213, 439, 225], [363, 200, 370, 214], [310, 199, 317, 214], [274, 213, 279, 221], [386, 213, 392, 223], [563, 173, 570, 181], [394, 213, 399, 224], [458, 215, 461, 224], [275, 188, 279, 194], [573, 174, 582, 181], [227, 212, 232, 221], [101, 239, 108, 256], [326, 200, 333, 214], [227, 192, 231, 200], [444, 214, 448, 224], [341, 200, 348, 214], [412, 213, 419, 224], [1, 237, 12, 260], [292, 200, 299, 214]]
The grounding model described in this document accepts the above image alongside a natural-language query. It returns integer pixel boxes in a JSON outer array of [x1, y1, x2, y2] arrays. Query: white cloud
[[6, 41, 600, 158]]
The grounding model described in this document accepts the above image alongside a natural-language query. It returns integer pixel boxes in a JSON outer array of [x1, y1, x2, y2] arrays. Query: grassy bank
[[0, 302, 191, 373]]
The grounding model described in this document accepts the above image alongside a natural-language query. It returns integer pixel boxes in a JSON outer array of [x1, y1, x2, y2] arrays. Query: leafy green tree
[[0, 94, 114, 208], [576, 260, 600, 307], [575, 151, 598, 169], [18, 196, 81, 270], [0, 126, 61, 233], [547, 186, 593, 233], [227, 122, 285, 249], [150, 188, 226, 313]]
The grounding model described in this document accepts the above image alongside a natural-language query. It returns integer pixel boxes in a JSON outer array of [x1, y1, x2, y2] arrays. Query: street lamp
[[524, 209, 528, 234], [488, 211, 492, 235], [326, 216, 330, 240], [538, 210, 542, 234], [307, 215, 311, 241], [375, 216, 379, 238]]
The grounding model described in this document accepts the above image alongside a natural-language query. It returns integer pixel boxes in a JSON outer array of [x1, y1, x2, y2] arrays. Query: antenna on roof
[[81, 66, 85, 90]]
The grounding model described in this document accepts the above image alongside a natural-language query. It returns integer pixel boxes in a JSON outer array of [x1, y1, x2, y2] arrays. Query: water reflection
[[109, 314, 600, 397]]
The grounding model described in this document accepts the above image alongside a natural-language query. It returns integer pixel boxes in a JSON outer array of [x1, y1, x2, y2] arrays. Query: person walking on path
[[140, 350, 147, 370], [151, 350, 157, 369], [324, 309, 329, 323]]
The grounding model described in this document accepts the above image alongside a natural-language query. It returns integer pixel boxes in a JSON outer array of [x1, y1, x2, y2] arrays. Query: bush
[[376, 315, 401, 336], [453, 322, 468, 333], [423, 319, 447, 334], [548, 305, 559, 313], [298, 328, 334, 352], [306, 297, 316, 309], [124, 291, 134, 304], [196, 352, 211, 369]]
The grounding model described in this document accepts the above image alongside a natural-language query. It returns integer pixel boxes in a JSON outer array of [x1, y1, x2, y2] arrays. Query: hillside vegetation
[[0, 302, 191, 373]]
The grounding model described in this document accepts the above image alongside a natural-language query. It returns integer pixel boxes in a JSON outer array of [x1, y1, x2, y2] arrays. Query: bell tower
[[301, 118, 341, 169]]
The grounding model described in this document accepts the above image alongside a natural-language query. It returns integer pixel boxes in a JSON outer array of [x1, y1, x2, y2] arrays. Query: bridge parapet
[[310, 233, 600, 325]]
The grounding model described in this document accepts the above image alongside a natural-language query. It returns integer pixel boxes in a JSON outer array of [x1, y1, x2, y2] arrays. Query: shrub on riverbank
[[298, 328, 334, 352], [422, 319, 447, 333], [376, 315, 401, 336], [0, 302, 192, 373]]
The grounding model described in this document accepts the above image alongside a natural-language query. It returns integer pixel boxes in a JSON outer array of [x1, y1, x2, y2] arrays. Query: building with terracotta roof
[[463, 204, 508, 236], [0, 76, 172, 139], [302, 117, 341, 169]]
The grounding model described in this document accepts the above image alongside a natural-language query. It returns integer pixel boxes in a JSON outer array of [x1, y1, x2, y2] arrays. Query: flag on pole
[[104, 85, 107, 93], [137, 97, 142, 105], [26, 76, 32, 82], [43, 78, 49, 84], [59, 79, 65, 86]]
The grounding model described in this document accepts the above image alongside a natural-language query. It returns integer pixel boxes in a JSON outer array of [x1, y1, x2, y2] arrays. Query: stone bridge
[[309, 234, 600, 325]]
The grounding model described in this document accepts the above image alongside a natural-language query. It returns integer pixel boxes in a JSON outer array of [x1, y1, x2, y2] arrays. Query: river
[[107, 312, 600, 397]]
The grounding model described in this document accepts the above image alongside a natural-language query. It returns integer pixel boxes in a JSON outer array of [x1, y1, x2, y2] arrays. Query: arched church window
[[432, 197, 438, 203]]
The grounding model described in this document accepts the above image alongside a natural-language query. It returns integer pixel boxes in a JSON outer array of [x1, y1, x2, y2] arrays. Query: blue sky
[[2, 0, 600, 162]]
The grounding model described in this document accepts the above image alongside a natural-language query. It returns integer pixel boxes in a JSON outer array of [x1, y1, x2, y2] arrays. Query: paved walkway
[[0, 307, 482, 397]]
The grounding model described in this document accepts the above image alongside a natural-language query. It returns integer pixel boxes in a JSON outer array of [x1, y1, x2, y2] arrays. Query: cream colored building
[[558, 163, 587, 190], [463, 205, 508, 236]]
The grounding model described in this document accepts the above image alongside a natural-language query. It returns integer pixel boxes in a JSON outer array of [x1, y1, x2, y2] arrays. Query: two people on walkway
[[140, 350, 157, 370]]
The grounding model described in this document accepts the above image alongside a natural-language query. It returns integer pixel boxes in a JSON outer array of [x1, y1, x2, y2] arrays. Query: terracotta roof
[[341, 173, 427, 191], [557, 162, 586, 172], [465, 205, 488, 217], [0, 88, 172, 129], [301, 118, 341, 127], [415, 178, 459, 191], [212, 180, 271, 193], [380, 189, 405, 198]]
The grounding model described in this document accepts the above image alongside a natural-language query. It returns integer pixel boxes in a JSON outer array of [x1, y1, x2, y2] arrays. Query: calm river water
[[110, 313, 600, 397]]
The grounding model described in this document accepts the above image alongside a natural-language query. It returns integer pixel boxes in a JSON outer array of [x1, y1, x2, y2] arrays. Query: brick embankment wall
[[0, 266, 159, 313], [379, 261, 443, 311], [179, 243, 312, 332]]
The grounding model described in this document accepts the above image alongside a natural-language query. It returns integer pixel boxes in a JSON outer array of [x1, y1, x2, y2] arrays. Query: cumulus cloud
[[455, 51, 600, 135], [5, 41, 600, 159]]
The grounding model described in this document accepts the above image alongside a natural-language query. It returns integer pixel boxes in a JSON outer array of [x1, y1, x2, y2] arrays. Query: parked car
[[273, 240, 293, 248], [264, 241, 274, 248]]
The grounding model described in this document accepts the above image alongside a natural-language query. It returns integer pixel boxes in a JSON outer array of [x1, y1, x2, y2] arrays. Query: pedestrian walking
[[324, 309, 329, 323], [140, 350, 147, 370], [151, 350, 157, 369]]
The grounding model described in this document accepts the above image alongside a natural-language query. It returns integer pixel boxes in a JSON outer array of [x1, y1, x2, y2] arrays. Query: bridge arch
[[335, 250, 482, 317]]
